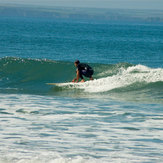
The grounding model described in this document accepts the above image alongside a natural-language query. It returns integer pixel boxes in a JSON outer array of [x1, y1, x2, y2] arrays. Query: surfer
[[72, 60, 94, 83]]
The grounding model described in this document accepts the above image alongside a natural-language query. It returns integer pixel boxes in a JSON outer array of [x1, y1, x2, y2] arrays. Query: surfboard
[[46, 82, 76, 86]]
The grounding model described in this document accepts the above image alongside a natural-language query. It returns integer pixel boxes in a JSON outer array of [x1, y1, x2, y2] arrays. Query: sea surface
[[0, 15, 163, 163]]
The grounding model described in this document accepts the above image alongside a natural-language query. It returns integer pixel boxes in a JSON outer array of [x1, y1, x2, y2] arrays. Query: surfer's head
[[74, 60, 80, 67]]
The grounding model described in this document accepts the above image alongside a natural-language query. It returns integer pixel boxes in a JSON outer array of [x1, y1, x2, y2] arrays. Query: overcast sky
[[0, 0, 163, 10]]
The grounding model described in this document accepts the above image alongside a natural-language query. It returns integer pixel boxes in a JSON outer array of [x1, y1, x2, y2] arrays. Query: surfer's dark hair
[[75, 60, 80, 65]]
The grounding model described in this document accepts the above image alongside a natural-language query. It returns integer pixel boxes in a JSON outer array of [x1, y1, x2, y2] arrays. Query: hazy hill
[[0, 5, 163, 22]]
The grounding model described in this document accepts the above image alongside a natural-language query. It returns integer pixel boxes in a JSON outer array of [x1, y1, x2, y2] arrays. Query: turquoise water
[[0, 16, 163, 163]]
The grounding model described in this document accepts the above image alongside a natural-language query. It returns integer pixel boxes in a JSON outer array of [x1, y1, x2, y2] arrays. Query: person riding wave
[[72, 60, 94, 83]]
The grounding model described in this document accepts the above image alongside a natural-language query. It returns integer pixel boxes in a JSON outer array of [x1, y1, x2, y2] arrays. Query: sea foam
[[63, 65, 163, 93]]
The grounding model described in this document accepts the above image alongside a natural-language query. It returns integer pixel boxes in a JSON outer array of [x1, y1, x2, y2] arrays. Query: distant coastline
[[0, 4, 163, 23]]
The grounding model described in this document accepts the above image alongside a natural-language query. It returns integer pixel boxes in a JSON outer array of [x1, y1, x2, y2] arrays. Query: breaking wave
[[0, 57, 163, 102]]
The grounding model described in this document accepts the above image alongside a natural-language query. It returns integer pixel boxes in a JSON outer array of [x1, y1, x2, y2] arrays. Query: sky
[[0, 0, 163, 10]]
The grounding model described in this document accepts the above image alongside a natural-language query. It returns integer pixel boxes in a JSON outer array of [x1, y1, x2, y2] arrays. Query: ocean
[[0, 13, 163, 163]]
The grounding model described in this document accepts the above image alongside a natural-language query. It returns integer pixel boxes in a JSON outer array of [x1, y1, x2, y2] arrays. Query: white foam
[[0, 93, 163, 163], [68, 65, 163, 93], [0, 156, 105, 163]]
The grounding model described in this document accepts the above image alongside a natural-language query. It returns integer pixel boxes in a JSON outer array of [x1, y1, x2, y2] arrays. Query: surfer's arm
[[72, 70, 80, 83]]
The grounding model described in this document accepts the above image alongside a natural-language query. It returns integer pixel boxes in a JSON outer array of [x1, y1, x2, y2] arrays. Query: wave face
[[0, 57, 163, 102], [0, 57, 74, 94]]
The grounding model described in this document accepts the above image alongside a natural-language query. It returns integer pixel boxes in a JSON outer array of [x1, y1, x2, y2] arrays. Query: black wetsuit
[[77, 63, 94, 79]]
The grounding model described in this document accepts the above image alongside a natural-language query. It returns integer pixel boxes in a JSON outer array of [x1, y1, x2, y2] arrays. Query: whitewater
[[57, 64, 163, 93]]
